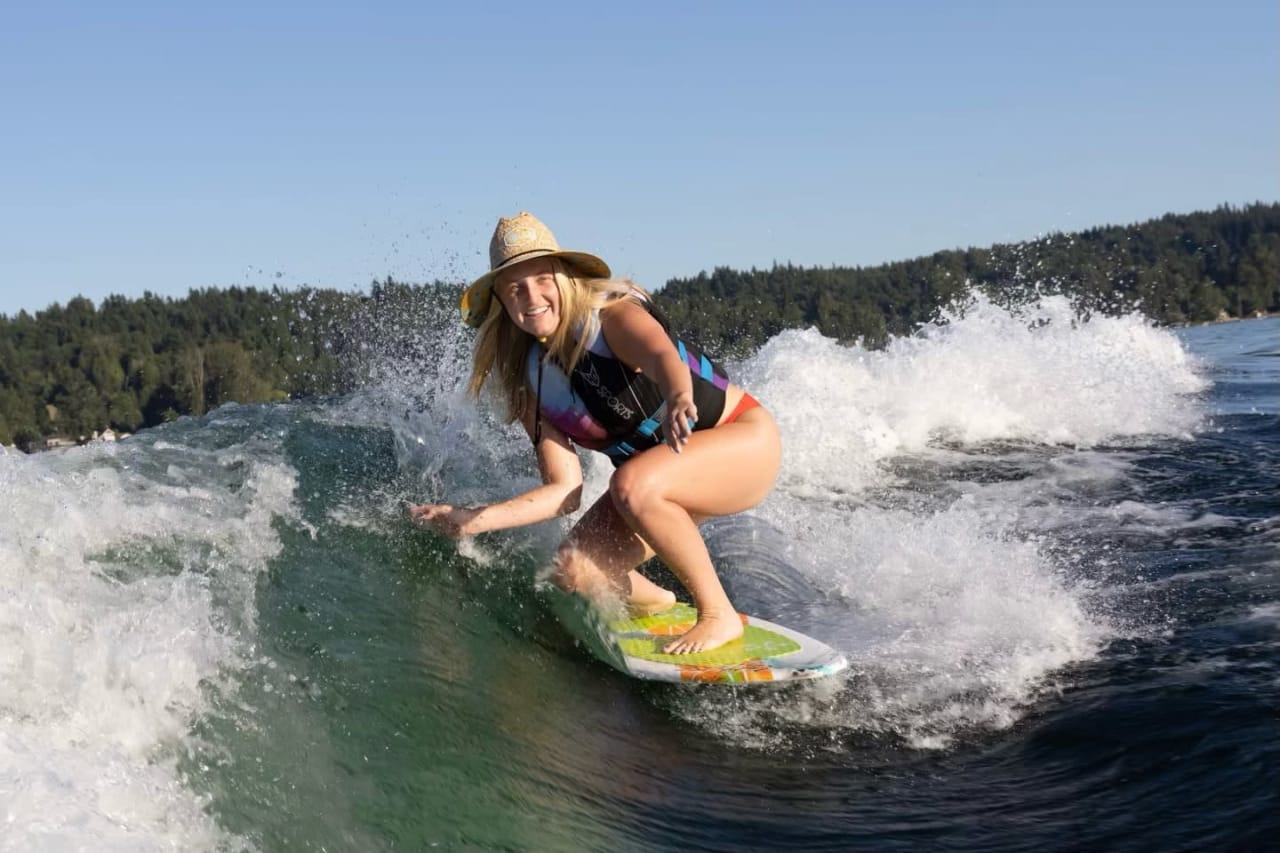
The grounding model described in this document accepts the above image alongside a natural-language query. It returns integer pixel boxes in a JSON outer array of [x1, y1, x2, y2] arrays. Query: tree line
[[1, 202, 1275, 449], [657, 202, 1279, 353]]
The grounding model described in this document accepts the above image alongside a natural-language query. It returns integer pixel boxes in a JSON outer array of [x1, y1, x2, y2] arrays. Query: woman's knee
[[551, 542, 635, 602], [549, 546, 586, 593], [608, 464, 663, 521]]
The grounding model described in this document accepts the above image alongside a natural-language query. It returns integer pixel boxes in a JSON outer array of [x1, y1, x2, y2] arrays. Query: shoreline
[[1170, 311, 1279, 329]]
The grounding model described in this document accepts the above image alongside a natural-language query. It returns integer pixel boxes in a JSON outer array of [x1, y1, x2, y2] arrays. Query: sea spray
[[0, 410, 301, 850], [740, 294, 1206, 495], [655, 296, 1208, 745]]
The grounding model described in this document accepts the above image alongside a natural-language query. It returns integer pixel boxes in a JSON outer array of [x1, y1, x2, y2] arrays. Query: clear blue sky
[[1, 0, 1276, 318]]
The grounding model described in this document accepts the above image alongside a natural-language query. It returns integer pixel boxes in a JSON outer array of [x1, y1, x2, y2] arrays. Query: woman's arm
[[408, 403, 583, 539], [599, 299, 698, 451]]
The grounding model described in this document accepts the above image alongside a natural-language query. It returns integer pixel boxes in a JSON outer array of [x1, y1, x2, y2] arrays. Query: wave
[[0, 409, 298, 850]]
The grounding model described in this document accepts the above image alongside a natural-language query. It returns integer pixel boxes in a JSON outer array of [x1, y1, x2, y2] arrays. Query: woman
[[410, 212, 781, 654]]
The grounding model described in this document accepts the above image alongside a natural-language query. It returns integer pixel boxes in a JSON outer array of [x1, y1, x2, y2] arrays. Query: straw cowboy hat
[[460, 211, 611, 327]]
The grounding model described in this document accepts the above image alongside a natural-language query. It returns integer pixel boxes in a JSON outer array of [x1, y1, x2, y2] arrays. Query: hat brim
[[460, 249, 612, 328]]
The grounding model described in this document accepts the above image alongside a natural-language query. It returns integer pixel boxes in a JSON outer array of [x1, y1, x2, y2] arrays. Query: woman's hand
[[663, 390, 698, 453], [408, 503, 482, 539]]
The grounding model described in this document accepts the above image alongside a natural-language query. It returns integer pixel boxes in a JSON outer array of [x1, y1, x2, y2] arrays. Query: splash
[[662, 297, 1208, 747], [737, 295, 1205, 495], [0, 415, 298, 850]]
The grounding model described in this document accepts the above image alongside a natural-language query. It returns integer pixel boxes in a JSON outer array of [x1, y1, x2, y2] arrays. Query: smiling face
[[495, 257, 562, 339]]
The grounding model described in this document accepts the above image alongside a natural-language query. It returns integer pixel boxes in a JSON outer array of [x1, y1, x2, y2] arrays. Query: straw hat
[[460, 211, 611, 327]]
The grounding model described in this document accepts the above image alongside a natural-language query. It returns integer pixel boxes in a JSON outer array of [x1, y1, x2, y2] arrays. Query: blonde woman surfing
[[410, 212, 781, 654]]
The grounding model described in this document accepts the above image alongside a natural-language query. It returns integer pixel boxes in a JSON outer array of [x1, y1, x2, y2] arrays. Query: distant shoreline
[[1173, 311, 1280, 329]]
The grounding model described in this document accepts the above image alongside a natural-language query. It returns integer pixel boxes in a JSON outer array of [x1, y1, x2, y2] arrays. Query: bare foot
[[626, 570, 677, 615], [662, 609, 745, 654], [628, 587, 677, 616]]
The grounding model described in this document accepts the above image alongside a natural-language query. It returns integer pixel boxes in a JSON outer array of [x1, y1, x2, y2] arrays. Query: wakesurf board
[[604, 602, 847, 684]]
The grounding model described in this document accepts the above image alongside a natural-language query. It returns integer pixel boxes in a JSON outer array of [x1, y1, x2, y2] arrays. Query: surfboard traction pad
[[606, 603, 848, 684]]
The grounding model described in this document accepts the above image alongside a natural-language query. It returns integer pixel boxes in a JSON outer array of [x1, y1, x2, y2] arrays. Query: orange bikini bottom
[[722, 392, 761, 425]]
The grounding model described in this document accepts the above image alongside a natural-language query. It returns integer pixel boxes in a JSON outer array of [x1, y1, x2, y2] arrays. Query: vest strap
[[601, 403, 667, 459]]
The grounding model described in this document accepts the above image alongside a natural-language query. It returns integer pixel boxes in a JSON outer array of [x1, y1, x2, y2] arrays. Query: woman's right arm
[[408, 403, 583, 539]]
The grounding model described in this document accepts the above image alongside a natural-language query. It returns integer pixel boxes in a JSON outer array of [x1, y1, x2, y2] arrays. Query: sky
[[1, 0, 1276, 318]]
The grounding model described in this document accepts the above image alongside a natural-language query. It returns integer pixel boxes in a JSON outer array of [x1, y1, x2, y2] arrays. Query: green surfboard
[[604, 603, 847, 684]]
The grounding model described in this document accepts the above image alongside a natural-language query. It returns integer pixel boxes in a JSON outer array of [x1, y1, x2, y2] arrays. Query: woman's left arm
[[600, 300, 698, 452]]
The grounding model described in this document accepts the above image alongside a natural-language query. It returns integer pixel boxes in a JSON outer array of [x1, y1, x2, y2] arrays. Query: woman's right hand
[[408, 503, 482, 539], [663, 390, 698, 452]]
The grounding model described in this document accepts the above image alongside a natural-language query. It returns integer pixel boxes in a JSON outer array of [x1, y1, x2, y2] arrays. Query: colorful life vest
[[526, 300, 730, 462]]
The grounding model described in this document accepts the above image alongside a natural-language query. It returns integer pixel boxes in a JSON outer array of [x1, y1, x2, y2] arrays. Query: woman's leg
[[608, 406, 782, 653], [552, 491, 677, 614]]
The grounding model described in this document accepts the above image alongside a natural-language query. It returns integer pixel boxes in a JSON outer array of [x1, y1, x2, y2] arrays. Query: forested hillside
[[658, 202, 1278, 353], [2, 203, 1275, 449], [0, 283, 420, 448]]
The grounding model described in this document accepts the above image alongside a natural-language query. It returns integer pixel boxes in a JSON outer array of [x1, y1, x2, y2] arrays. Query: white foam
[[1243, 603, 1280, 625], [0, 434, 297, 850], [695, 493, 1101, 747], [738, 295, 1207, 495], [684, 297, 1206, 745]]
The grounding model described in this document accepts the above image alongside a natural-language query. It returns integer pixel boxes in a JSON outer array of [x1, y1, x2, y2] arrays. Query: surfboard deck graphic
[[605, 603, 847, 684]]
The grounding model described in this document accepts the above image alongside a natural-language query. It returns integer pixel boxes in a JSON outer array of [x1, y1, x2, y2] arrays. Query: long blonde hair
[[467, 258, 648, 422]]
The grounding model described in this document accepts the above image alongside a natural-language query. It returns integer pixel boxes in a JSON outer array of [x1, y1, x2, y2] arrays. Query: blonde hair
[[467, 258, 648, 422]]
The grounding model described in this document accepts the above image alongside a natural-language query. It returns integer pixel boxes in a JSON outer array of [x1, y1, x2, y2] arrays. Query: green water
[[175, 413, 700, 850]]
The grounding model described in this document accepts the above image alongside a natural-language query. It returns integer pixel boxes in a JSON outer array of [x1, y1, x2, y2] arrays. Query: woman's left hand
[[408, 503, 481, 539], [663, 390, 698, 453]]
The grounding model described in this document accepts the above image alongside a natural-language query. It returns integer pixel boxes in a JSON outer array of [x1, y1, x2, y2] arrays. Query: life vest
[[526, 300, 730, 462]]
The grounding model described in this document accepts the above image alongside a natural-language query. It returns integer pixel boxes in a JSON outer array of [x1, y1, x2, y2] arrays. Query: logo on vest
[[578, 361, 634, 419]]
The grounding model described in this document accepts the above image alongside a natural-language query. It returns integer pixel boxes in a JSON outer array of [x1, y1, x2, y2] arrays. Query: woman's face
[[496, 257, 561, 339]]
